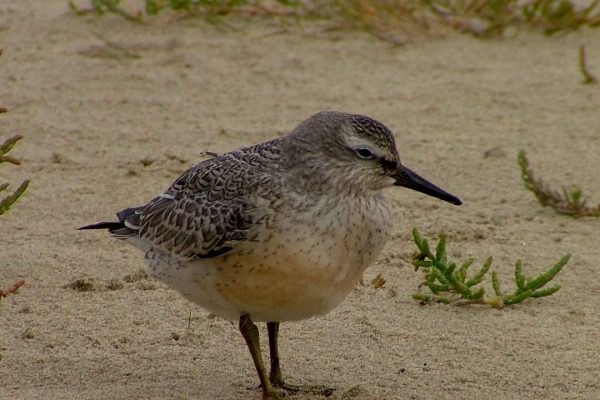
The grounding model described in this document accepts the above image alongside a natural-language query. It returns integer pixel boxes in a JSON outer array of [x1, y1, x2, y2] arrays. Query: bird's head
[[284, 111, 461, 205]]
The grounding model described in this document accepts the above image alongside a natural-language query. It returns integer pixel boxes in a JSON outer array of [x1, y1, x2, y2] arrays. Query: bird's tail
[[79, 222, 124, 230], [79, 207, 142, 239]]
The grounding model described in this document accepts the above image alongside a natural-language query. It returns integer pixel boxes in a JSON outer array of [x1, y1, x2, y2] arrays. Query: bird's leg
[[267, 321, 284, 387], [267, 321, 301, 392], [267, 321, 334, 397], [239, 314, 281, 400]]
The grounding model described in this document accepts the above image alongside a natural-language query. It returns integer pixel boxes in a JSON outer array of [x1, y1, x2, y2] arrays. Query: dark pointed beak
[[393, 164, 462, 206]]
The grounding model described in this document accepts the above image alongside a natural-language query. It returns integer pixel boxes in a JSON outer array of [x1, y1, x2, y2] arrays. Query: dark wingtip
[[78, 222, 124, 231]]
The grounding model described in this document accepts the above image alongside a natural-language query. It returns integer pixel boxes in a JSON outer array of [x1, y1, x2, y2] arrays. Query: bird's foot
[[262, 385, 284, 400], [269, 375, 334, 397]]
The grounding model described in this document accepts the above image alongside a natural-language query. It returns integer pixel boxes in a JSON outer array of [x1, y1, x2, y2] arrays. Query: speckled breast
[[207, 193, 394, 321]]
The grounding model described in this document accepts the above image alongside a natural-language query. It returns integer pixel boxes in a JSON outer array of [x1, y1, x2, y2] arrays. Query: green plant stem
[[0, 180, 30, 215], [411, 228, 569, 307], [518, 150, 600, 217]]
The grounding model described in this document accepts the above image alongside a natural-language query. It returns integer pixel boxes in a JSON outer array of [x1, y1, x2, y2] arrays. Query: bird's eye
[[355, 148, 374, 159]]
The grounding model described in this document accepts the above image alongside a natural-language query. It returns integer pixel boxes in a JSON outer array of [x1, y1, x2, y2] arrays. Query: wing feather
[[124, 143, 281, 260]]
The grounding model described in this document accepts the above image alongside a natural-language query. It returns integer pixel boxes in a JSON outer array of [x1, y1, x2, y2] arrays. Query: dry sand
[[1, 1, 600, 399]]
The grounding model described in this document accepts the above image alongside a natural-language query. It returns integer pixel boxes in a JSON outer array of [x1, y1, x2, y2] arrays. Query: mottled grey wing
[[135, 157, 260, 260]]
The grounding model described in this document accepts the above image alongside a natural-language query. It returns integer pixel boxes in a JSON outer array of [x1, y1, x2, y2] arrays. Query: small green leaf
[[0, 134, 23, 157], [435, 233, 447, 262], [458, 259, 474, 282], [431, 268, 448, 284], [412, 260, 433, 268], [425, 272, 437, 285], [444, 261, 455, 276], [145, 0, 160, 15], [466, 257, 492, 287], [492, 271, 502, 297], [0, 180, 30, 215], [515, 260, 525, 291], [531, 285, 561, 298], [426, 283, 449, 294], [570, 188, 582, 203], [445, 273, 471, 298], [502, 289, 534, 305], [412, 293, 432, 303], [413, 228, 434, 259], [469, 287, 485, 300], [525, 254, 570, 290]]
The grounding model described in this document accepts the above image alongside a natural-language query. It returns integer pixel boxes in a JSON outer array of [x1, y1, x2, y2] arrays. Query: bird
[[80, 111, 461, 399]]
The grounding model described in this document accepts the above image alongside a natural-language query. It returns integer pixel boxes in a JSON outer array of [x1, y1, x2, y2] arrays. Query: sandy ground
[[1, 1, 600, 399]]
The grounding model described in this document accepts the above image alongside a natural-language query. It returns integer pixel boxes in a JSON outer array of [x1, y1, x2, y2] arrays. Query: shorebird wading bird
[[80, 111, 461, 399]]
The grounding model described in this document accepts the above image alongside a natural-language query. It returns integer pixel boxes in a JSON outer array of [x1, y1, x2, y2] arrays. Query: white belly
[[146, 195, 393, 322]]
